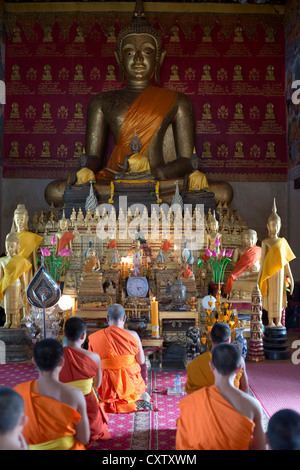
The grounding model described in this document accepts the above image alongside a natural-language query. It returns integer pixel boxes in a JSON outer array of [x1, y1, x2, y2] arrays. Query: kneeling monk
[[59, 317, 111, 445], [88, 304, 146, 413], [14, 339, 89, 450], [176, 343, 266, 450]]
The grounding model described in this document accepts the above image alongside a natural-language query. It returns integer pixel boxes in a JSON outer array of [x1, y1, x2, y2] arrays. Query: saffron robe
[[185, 351, 243, 395], [17, 230, 43, 259], [188, 170, 209, 191], [75, 167, 96, 185], [259, 238, 295, 298], [96, 85, 178, 181], [224, 245, 262, 295], [57, 232, 75, 254], [0, 254, 32, 302], [59, 347, 111, 444], [88, 325, 146, 413], [176, 385, 254, 450], [14, 380, 85, 450]]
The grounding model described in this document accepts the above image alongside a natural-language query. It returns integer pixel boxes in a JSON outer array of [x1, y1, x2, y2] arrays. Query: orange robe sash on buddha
[[96, 85, 178, 181], [59, 347, 111, 444], [224, 245, 262, 295], [88, 325, 146, 413], [185, 351, 242, 394], [57, 232, 75, 254], [259, 238, 296, 298], [14, 380, 85, 450], [17, 230, 43, 259], [176, 385, 254, 450], [0, 254, 32, 302]]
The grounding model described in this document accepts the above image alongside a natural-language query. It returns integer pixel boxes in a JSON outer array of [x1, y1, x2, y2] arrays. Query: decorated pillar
[[246, 284, 265, 362]]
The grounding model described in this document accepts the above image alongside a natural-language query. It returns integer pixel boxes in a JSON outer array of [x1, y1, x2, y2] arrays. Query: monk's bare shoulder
[[126, 329, 142, 343], [60, 381, 86, 408], [73, 346, 100, 366]]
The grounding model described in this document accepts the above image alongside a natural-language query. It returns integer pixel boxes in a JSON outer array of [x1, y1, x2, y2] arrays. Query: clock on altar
[[126, 277, 149, 298]]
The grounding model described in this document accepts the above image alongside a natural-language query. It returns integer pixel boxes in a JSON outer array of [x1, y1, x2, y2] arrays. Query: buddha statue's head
[[5, 232, 20, 256], [115, 0, 165, 84], [242, 229, 257, 249], [12, 204, 29, 233], [190, 150, 200, 170], [129, 132, 142, 153], [267, 198, 281, 236]]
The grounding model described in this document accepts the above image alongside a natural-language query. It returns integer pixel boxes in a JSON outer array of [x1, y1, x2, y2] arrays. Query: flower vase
[[232, 328, 247, 359], [209, 282, 224, 298]]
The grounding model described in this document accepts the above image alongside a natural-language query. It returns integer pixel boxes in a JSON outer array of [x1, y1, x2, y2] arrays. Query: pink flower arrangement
[[198, 237, 233, 283], [38, 236, 72, 282]]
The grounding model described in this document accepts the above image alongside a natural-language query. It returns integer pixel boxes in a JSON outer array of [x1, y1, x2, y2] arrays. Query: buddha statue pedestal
[[182, 190, 216, 215], [77, 271, 104, 309], [229, 279, 259, 303], [0, 327, 34, 362], [109, 180, 158, 215], [263, 326, 291, 360]]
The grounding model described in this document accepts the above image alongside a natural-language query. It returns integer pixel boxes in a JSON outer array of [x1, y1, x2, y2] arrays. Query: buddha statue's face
[[6, 241, 18, 257], [14, 212, 27, 232], [191, 157, 199, 170], [242, 231, 257, 249], [121, 34, 158, 84], [267, 218, 281, 236]]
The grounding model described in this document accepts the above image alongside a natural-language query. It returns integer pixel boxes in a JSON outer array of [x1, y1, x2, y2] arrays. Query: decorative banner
[[285, 0, 300, 180], [3, 11, 287, 182]]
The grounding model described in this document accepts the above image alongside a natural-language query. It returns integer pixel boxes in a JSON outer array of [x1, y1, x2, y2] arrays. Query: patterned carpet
[[0, 363, 186, 451], [1, 361, 299, 449]]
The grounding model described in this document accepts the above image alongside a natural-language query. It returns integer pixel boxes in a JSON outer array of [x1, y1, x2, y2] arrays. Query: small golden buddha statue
[[111, 133, 155, 180], [42, 65, 52, 81], [225, 229, 262, 301], [206, 211, 222, 252], [234, 141, 244, 158], [106, 65, 116, 81], [181, 151, 209, 197], [202, 26, 212, 42], [257, 199, 295, 328], [0, 233, 31, 328], [42, 103, 52, 119], [201, 141, 212, 158], [266, 141, 276, 158], [233, 26, 244, 42], [10, 102, 20, 119], [202, 103, 212, 120], [265, 103, 275, 120], [233, 65, 243, 81], [41, 141, 51, 158], [265, 65, 275, 81], [234, 103, 244, 120], [201, 65, 212, 81], [11, 65, 20, 81], [68, 153, 96, 186]]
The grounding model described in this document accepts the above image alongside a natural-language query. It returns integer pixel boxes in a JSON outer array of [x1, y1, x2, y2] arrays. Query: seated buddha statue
[[68, 153, 96, 186], [224, 229, 262, 301], [45, 0, 233, 208], [181, 150, 217, 214], [106, 132, 155, 180]]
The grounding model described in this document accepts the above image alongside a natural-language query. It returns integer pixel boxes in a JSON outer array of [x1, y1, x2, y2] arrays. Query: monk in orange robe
[[177, 343, 266, 450], [88, 304, 146, 413], [59, 317, 111, 445], [14, 338, 90, 450], [185, 322, 248, 394]]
